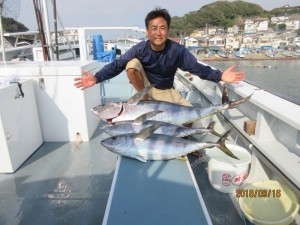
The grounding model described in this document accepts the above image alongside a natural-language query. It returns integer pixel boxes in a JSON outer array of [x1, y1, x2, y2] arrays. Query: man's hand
[[221, 65, 245, 84], [74, 70, 97, 90]]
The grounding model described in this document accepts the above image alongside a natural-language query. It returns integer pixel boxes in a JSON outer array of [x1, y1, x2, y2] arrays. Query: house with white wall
[[271, 16, 289, 24], [225, 36, 240, 49], [208, 28, 217, 35], [208, 36, 225, 48], [256, 20, 269, 32], [185, 37, 199, 48], [242, 36, 255, 48], [244, 20, 256, 33], [257, 34, 275, 48], [293, 37, 300, 47], [285, 20, 300, 30]]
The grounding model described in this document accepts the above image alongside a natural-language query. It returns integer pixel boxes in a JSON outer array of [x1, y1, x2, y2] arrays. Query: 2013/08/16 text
[[236, 189, 281, 198]]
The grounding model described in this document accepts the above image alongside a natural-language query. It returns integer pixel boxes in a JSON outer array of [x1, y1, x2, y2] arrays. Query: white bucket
[[239, 180, 299, 225], [207, 144, 251, 193]]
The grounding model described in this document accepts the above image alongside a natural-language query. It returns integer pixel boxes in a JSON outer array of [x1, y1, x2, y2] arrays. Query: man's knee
[[125, 58, 142, 72], [127, 69, 143, 80], [127, 68, 137, 77]]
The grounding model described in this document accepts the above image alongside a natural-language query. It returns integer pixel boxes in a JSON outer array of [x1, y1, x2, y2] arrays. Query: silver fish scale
[[102, 121, 212, 137], [112, 101, 201, 125], [137, 136, 206, 160], [102, 122, 149, 136], [101, 134, 210, 160]]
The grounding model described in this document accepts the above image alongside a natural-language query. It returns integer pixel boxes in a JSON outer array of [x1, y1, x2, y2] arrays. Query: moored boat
[[234, 50, 245, 58], [217, 51, 228, 58]]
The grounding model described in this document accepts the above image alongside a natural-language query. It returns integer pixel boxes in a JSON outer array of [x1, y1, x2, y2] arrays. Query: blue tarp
[[93, 35, 116, 62], [260, 46, 273, 50]]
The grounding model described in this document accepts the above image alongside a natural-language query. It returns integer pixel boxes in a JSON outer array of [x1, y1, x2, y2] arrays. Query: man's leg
[[127, 68, 145, 92], [126, 58, 150, 99], [150, 87, 193, 107], [125, 58, 192, 107]]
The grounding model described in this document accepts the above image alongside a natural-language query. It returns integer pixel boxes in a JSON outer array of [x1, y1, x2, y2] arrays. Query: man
[[74, 7, 245, 106]]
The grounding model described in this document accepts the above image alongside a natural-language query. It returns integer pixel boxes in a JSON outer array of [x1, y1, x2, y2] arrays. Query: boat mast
[[53, 0, 58, 60], [0, 17, 6, 62], [41, 0, 54, 60], [33, 0, 49, 61], [0, 1, 6, 62]]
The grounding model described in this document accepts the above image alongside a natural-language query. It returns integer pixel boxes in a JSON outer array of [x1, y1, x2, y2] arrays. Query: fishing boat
[[217, 50, 228, 58], [265, 49, 276, 58], [281, 50, 294, 57], [234, 50, 246, 58], [1, 38, 299, 224], [0, 9, 299, 225], [0, 31, 39, 61], [2, 30, 80, 62]]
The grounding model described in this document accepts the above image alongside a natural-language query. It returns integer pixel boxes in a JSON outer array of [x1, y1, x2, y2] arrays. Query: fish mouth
[[92, 102, 123, 122]]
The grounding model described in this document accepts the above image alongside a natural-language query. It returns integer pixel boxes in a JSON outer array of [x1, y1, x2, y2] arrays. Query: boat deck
[[0, 121, 247, 225], [0, 123, 117, 225]]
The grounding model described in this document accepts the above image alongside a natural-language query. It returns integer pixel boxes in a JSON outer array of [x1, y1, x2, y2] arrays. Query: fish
[[101, 125, 238, 162], [101, 110, 222, 138], [92, 85, 252, 125]]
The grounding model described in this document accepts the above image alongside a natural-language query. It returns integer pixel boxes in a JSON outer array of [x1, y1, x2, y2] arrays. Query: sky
[[14, 0, 300, 38]]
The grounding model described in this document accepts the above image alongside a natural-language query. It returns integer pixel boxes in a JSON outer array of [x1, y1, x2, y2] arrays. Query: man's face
[[146, 17, 168, 51]]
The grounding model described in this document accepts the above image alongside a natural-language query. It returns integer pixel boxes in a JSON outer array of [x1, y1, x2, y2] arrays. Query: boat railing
[[65, 26, 145, 61], [15, 41, 32, 47], [176, 69, 300, 198], [244, 79, 300, 106]]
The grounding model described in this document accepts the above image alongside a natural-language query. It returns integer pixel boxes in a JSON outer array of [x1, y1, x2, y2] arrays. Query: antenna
[[0, 0, 21, 62]]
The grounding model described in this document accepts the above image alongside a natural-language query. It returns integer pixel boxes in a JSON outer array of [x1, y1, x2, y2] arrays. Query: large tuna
[[101, 110, 221, 138], [92, 85, 252, 125], [101, 125, 238, 161]]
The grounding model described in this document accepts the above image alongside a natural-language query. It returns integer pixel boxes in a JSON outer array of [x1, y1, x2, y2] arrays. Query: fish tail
[[227, 94, 253, 109], [207, 121, 222, 137], [215, 129, 239, 160], [221, 85, 253, 110], [222, 85, 230, 105]]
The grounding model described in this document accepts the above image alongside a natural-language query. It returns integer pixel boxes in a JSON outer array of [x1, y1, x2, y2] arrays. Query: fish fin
[[135, 124, 162, 141], [132, 110, 163, 125], [215, 129, 239, 160], [177, 156, 187, 161], [127, 85, 154, 105], [135, 155, 147, 162]]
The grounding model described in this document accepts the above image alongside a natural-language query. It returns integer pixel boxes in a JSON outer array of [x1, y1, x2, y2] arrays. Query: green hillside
[[1, 17, 28, 33], [169, 0, 300, 36]]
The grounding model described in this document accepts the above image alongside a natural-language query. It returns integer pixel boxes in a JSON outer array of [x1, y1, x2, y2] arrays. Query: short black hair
[[145, 7, 171, 29]]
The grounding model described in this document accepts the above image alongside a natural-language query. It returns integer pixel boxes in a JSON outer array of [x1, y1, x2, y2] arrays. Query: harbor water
[[207, 59, 300, 105]]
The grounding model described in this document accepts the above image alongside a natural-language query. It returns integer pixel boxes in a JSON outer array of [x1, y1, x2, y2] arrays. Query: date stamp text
[[236, 189, 281, 198]]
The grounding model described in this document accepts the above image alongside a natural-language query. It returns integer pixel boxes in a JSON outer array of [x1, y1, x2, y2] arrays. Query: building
[[208, 36, 225, 48], [185, 37, 199, 48], [225, 35, 240, 49]]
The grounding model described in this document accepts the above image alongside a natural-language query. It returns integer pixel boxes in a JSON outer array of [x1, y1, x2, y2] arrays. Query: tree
[[2, 17, 28, 32], [168, 1, 300, 36], [278, 23, 287, 31], [234, 15, 244, 28]]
